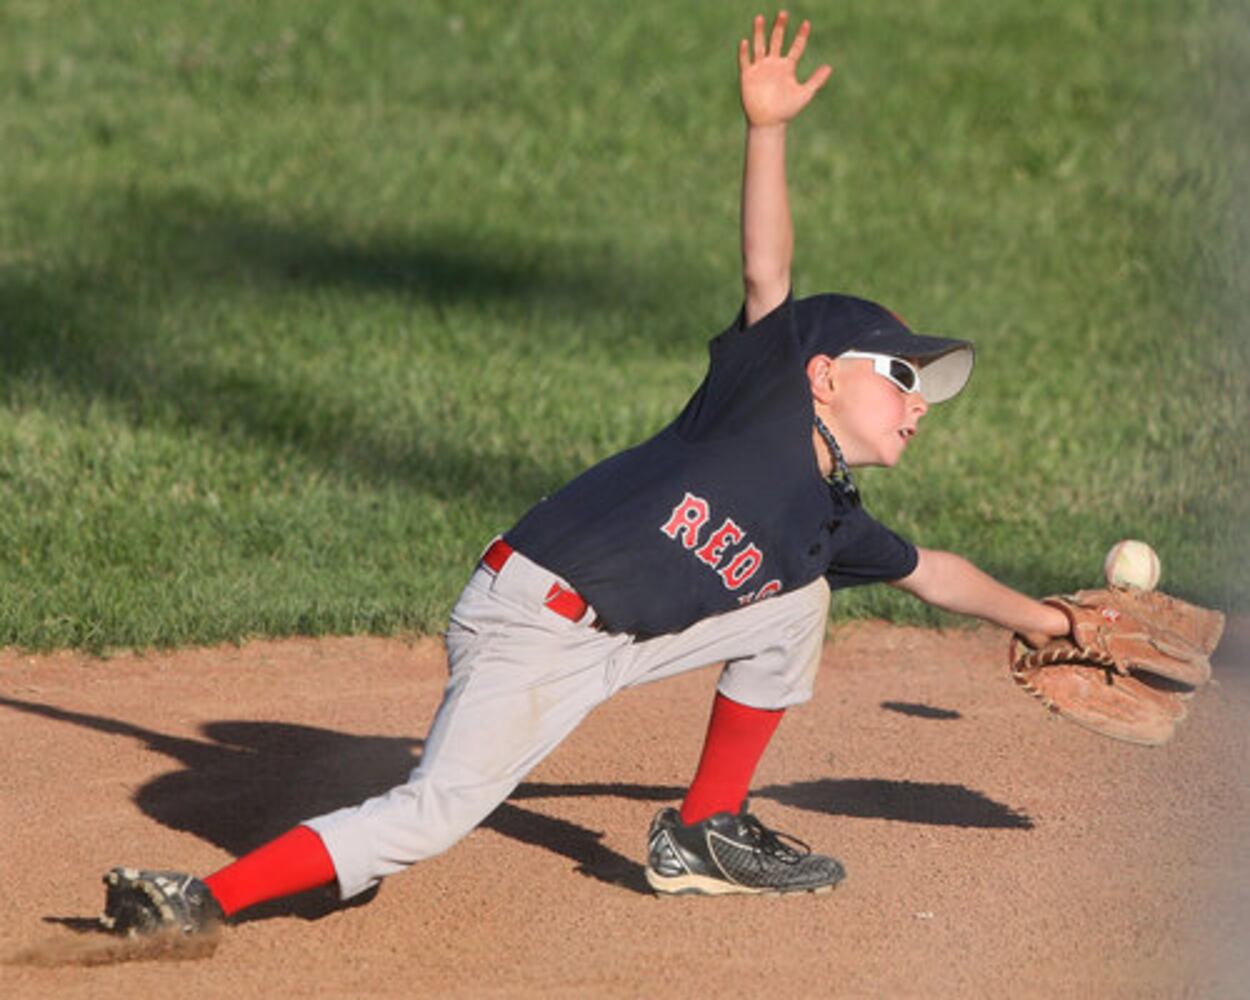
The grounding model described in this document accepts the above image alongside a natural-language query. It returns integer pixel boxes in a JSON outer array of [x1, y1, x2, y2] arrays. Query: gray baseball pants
[[307, 545, 831, 900]]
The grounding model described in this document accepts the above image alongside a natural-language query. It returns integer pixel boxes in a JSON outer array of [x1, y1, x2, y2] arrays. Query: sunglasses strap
[[814, 416, 860, 505]]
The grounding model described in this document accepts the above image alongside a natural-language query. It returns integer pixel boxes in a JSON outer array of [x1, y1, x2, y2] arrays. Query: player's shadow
[[515, 779, 1034, 830], [0, 696, 658, 915], [1, 695, 1033, 924], [754, 778, 1034, 829]]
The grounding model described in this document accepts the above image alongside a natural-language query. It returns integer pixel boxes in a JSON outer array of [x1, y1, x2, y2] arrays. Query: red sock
[[679, 692, 784, 826], [202, 825, 337, 917]]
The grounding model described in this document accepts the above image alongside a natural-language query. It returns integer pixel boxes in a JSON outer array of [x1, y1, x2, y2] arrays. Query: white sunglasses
[[840, 350, 921, 394]]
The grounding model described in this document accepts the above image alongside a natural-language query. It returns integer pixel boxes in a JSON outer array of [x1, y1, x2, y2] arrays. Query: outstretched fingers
[[746, 11, 795, 64], [768, 10, 789, 56], [787, 17, 810, 63], [752, 13, 767, 61], [739, 11, 832, 125], [804, 62, 833, 97], [741, 12, 827, 74]]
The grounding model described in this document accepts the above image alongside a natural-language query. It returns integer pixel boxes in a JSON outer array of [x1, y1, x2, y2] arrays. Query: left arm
[[890, 547, 1068, 645], [738, 12, 832, 325]]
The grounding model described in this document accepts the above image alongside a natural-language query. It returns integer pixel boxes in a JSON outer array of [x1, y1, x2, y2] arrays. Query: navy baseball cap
[[793, 293, 975, 403]]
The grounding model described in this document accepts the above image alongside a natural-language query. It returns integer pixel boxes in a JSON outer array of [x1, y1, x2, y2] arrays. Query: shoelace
[[739, 813, 812, 866]]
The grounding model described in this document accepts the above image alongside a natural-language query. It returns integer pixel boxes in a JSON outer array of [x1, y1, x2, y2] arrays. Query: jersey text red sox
[[659, 492, 783, 605]]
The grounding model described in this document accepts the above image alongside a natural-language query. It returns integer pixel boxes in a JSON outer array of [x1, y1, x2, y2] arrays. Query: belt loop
[[481, 537, 512, 575], [479, 539, 598, 628]]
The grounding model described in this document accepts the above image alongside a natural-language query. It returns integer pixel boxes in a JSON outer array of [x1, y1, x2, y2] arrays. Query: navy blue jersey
[[505, 296, 918, 637]]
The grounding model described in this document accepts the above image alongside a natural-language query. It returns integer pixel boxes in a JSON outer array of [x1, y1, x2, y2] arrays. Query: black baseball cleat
[[645, 805, 845, 896], [100, 867, 225, 937]]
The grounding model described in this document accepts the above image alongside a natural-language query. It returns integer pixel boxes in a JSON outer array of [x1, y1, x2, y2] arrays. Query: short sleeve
[[671, 295, 808, 442], [824, 508, 919, 590]]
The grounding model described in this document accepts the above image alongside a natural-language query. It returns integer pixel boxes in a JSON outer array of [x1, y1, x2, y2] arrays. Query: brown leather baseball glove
[[1010, 587, 1225, 745]]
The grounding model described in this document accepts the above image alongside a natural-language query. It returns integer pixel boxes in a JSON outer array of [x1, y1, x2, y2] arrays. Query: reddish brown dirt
[[1, 620, 1247, 998]]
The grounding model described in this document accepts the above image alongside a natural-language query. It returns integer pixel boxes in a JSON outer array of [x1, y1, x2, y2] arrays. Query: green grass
[[1, 0, 1247, 650]]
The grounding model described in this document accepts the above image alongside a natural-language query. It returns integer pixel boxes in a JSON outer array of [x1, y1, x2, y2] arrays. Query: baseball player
[[101, 12, 1069, 935]]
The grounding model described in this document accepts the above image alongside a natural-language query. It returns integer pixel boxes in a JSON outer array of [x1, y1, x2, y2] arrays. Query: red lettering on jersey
[[662, 492, 776, 596], [718, 544, 763, 589], [695, 518, 745, 568], [737, 579, 782, 605], [659, 492, 710, 549]]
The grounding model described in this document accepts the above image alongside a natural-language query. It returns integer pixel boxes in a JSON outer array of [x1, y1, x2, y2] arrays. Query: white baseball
[[1103, 539, 1161, 590]]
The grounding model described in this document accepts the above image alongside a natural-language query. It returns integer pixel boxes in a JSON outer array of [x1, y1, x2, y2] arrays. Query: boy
[[101, 12, 1068, 933]]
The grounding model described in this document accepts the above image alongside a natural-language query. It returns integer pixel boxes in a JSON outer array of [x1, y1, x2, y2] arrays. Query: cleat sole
[[646, 868, 839, 897]]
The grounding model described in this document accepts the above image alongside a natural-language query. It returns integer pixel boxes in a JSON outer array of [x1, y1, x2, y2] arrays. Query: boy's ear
[[806, 354, 839, 404]]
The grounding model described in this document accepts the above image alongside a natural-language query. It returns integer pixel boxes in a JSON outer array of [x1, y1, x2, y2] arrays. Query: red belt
[[481, 539, 592, 624]]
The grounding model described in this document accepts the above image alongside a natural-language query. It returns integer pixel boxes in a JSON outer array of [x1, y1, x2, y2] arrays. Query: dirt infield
[[2, 620, 1247, 998]]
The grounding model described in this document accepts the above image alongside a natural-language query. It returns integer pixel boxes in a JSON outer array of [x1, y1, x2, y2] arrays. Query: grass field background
[[2, 0, 1247, 650]]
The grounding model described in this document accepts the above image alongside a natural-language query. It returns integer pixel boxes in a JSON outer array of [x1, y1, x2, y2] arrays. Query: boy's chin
[[875, 447, 905, 468], [849, 454, 897, 470], [844, 439, 905, 469]]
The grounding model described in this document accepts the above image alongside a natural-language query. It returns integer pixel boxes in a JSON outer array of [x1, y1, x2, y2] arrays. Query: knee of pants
[[715, 584, 830, 709], [716, 649, 821, 709], [306, 771, 515, 899]]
